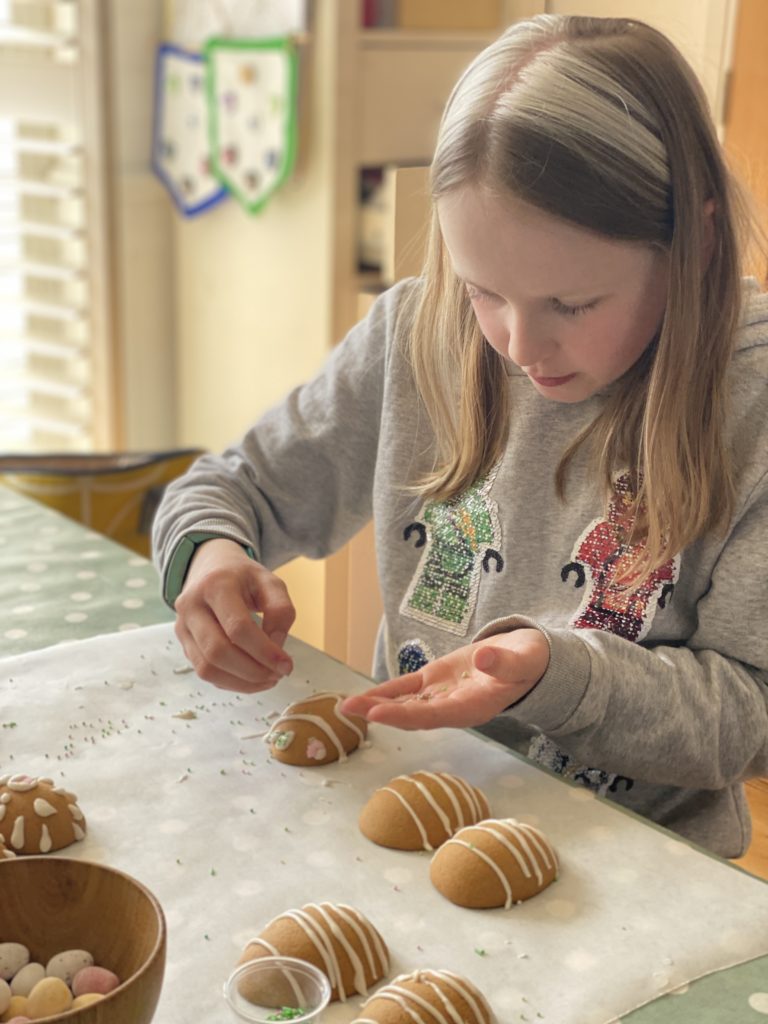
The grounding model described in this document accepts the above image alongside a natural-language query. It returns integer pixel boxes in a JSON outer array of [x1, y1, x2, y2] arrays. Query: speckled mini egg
[[0, 978, 10, 1015], [0, 774, 86, 855], [72, 966, 120, 998], [9, 963, 44, 998], [44, 949, 93, 989], [26, 976, 72, 1018], [0, 945, 29, 983]]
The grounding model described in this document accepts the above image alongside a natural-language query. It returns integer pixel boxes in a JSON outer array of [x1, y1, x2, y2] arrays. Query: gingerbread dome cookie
[[359, 771, 490, 851], [238, 902, 389, 1002], [429, 818, 557, 909], [354, 969, 494, 1024], [0, 774, 86, 855], [265, 692, 368, 766]]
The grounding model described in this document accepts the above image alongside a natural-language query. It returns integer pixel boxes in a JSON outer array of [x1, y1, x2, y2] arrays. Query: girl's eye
[[466, 285, 498, 304], [551, 298, 598, 317]]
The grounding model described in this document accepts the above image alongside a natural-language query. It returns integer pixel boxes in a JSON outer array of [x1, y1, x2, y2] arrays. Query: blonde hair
[[408, 14, 757, 583]]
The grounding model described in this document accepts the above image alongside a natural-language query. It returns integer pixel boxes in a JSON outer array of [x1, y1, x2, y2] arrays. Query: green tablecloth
[[1, 484, 767, 1023], [0, 484, 173, 658]]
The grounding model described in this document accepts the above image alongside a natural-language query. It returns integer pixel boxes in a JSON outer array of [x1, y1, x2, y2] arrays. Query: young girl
[[153, 14, 768, 859]]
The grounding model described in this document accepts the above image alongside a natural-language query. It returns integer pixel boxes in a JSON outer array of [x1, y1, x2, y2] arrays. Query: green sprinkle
[[474, 948, 486, 957], [266, 1010, 307, 1021], [210, 868, 217, 876]]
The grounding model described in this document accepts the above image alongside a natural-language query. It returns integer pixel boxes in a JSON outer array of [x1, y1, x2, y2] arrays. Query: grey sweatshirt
[[153, 277, 768, 858]]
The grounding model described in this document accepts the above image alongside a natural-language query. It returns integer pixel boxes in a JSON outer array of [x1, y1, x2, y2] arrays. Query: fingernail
[[276, 658, 293, 677], [270, 631, 287, 647], [475, 648, 495, 672]]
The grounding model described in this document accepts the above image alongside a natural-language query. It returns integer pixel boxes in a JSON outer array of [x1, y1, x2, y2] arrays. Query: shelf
[[359, 28, 497, 49]]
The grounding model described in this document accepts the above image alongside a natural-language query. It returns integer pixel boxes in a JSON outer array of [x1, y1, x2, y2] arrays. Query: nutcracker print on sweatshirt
[[399, 468, 679, 797]]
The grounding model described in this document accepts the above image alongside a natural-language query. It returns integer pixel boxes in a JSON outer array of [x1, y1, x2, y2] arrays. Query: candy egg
[[26, 977, 72, 1018], [0, 946, 29, 983], [0, 979, 10, 1015], [0, 996, 28, 1022], [45, 949, 93, 987], [9, 965, 44, 998], [72, 966, 120, 998], [72, 993, 105, 1009]]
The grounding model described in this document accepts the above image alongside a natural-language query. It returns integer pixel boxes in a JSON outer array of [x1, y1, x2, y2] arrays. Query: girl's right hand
[[173, 538, 295, 693]]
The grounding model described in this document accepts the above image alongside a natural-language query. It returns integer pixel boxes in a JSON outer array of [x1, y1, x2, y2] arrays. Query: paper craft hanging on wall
[[152, 44, 228, 217], [205, 37, 298, 214]]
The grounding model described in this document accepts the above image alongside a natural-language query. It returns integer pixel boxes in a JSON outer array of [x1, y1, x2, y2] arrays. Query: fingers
[[257, 574, 297, 653], [340, 674, 423, 718], [174, 619, 282, 694]]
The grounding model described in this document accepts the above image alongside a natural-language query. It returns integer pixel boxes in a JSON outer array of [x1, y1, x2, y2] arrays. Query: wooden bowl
[[0, 856, 166, 1023]]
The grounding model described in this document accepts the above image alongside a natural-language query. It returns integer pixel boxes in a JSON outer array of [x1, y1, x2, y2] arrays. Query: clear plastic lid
[[223, 956, 332, 1023]]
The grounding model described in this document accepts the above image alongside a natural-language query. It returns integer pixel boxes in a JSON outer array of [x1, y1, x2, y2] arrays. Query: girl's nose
[[504, 309, 554, 368]]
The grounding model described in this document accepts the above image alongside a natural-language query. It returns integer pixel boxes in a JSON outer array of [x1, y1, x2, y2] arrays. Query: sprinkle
[[474, 948, 487, 957], [210, 868, 217, 876]]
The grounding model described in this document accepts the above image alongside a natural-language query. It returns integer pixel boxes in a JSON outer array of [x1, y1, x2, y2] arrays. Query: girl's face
[[437, 187, 669, 403]]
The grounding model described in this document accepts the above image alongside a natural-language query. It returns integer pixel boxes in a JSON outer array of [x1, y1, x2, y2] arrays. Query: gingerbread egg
[[266, 692, 367, 766], [429, 818, 558, 909], [238, 902, 388, 1002], [359, 771, 490, 851], [0, 775, 86, 855], [354, 968, 494, 1023]]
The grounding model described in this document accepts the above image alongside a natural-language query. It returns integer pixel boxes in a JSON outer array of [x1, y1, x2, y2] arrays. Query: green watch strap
[[163, 531, 256, 608]]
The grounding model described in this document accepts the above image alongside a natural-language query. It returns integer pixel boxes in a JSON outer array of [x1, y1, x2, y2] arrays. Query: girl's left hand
[[340, 628, 549, 730]]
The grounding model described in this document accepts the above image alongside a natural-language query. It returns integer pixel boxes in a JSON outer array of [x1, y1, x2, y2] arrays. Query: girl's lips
[[530, 373, 577, 387]]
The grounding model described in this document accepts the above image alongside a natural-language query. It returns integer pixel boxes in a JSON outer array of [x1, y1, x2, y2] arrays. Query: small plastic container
[[224, 956, 332, 1023]]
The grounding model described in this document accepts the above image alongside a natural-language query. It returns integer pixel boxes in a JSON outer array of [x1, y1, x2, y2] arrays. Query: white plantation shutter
[[0, 0, 118, 452]]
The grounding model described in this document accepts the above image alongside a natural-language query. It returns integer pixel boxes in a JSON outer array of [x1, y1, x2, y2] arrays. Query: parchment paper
[[2, 623, 767, 1024]]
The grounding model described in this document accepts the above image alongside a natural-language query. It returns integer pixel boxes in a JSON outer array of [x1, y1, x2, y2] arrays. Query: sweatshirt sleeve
[[152, 280, 414, 590], [476, 470, 768, 791]]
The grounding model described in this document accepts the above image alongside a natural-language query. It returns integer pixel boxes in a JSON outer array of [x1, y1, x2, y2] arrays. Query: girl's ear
[[703, 198, 716, 270]]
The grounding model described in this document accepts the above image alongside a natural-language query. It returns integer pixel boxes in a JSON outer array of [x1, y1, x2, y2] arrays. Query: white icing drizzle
[[10, 814, 25, 849], [0, 804, 5, 823], [382, 786, 432, 850], [33, 798, 57, 818], [448, 837, 514, 908], [383, 773, 488, 850], [442, 819, 557, 909], [0, 775, 7, 786], [437, 970, 492, 1023], [312, 903, 369, 997], [1, 792, 11, 804], [7, 774, 38, 792], [240, 939, 305, 1006], [68, 803, 84, 822], [39, 824, 52, 853], [447, 774, 488, 822], [72, 823, 85, 841]]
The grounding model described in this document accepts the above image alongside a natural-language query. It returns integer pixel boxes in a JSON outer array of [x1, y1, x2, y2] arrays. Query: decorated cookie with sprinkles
[[237, 902, 389, 1002], [265, 692, 368, 766], [0, 774, 86, 855], [353, 968, 494, 1024], [429, 818, 558, 909], [359, 771, 490, 851]]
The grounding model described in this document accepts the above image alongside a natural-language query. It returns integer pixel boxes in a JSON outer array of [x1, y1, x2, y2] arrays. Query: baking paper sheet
[[2, 623, 767, 1024]]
